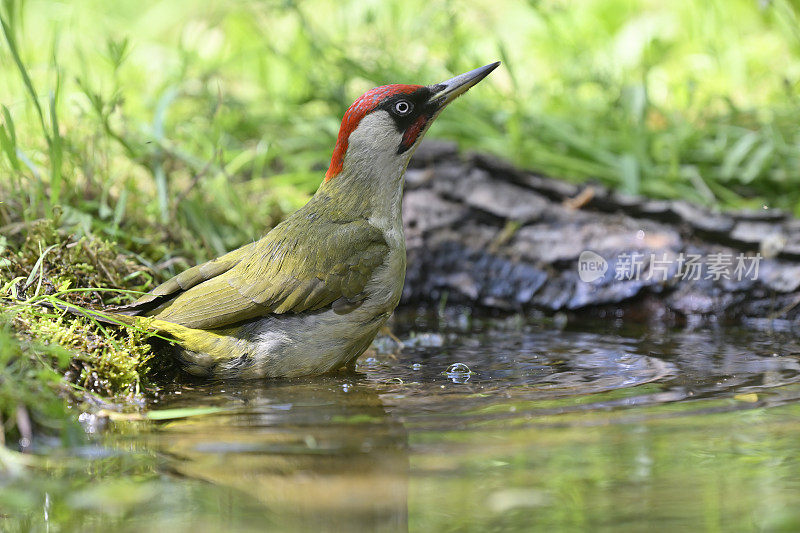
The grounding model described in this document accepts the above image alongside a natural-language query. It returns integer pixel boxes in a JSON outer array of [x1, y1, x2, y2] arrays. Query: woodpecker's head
[[325, 62, 500, 182]]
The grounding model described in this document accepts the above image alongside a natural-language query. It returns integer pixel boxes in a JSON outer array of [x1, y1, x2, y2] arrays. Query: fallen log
[[400, 141, 800, 326]]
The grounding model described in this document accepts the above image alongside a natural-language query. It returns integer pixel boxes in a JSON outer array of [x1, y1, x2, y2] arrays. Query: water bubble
[[446, 362, 471, 373], [445, 362, 474, 384]]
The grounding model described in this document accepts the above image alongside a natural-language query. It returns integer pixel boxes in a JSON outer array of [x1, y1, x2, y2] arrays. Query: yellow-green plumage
[[106, 62, 499, 378], [145, 207, 387, 328], [112, 189, 395, 378]]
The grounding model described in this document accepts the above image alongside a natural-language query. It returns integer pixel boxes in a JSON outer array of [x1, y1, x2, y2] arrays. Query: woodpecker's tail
[[35, 299, 139, 327]]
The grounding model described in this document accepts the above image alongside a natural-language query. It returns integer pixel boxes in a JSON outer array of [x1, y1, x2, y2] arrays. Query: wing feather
[[147, 215, 388, 329], [111, 241, 258, 315]]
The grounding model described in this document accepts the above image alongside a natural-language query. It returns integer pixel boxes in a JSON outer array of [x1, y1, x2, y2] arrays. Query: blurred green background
[[1, 0, 800, 265]]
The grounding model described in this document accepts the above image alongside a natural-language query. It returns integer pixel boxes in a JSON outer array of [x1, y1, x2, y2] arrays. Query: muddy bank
[[400, 141, 800, 326]]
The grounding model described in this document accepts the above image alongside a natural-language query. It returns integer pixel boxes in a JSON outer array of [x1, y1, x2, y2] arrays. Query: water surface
[[7, 315, 800, 531]]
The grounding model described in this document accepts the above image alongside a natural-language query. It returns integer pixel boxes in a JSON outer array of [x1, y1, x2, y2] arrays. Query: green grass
[[2, 1, 800, 253], [0, 0, 799, 447]]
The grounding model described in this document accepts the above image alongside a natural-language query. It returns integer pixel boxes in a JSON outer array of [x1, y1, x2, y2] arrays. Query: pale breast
[[363, 222, 406, 313]]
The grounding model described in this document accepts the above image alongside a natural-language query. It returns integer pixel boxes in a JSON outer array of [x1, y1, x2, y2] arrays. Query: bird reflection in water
[[152, 376, 409, 532]]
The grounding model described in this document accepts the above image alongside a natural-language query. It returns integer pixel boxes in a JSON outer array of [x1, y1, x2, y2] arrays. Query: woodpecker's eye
[[393, 100, 412, 115]]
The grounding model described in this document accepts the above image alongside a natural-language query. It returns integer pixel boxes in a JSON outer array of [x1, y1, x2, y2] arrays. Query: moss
[[8, 307, 155, 398], [0, 219, 162, 405], [2, 218, 153, 308]]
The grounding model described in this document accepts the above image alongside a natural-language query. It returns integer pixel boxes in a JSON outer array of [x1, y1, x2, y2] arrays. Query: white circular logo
[[578, 251, 608, 282]]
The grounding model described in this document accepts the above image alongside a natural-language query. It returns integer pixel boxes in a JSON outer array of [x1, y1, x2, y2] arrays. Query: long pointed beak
[[429, 61, 500, 107]]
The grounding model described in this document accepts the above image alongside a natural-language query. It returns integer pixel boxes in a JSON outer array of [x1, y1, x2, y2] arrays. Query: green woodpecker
[[112, 62, 499, 378]]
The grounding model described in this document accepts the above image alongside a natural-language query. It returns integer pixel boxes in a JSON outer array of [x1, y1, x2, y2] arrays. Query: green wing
[[146, 216, 388, 329], [111, 241, 258, 315]]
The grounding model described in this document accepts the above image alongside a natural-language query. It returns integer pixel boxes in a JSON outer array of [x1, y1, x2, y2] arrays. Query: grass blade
[[24, 243, 58, 297], [0, 13, 50, 144], [0, 105, 20, 171]]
